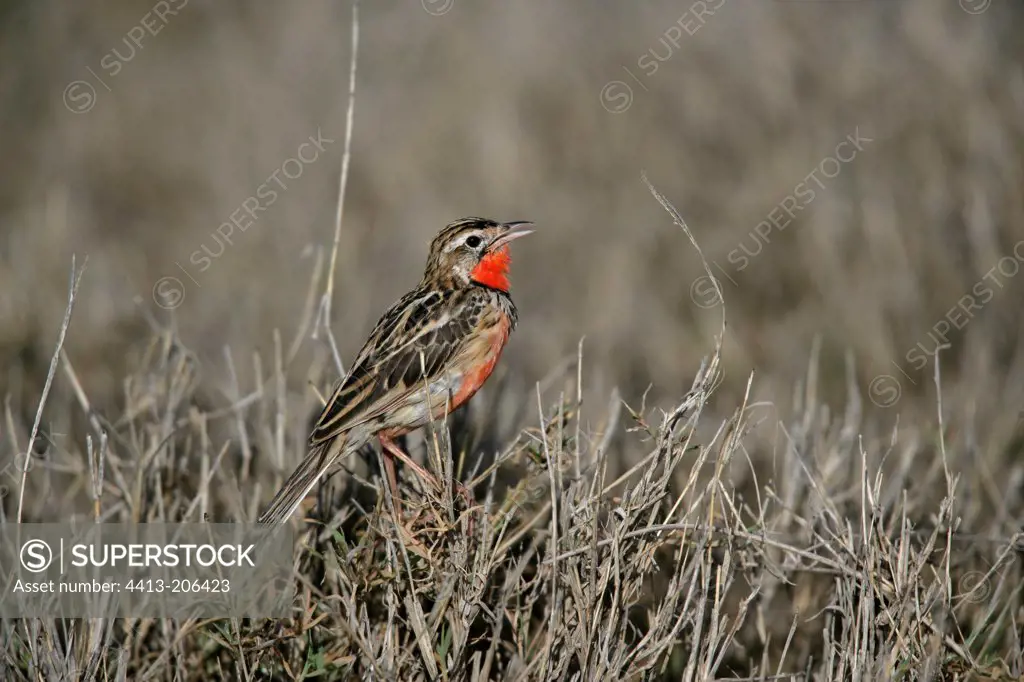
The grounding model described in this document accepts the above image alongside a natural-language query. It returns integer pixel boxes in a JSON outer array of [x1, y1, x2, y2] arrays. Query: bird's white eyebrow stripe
[[444, 230, 482, 252]]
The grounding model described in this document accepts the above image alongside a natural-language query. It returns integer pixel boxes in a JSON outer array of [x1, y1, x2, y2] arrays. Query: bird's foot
[[453, 481, 478, 536]]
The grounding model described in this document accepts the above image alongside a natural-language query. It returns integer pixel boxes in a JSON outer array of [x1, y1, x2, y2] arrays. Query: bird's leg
[[454, 480, 477, 536], [381, 446, 402, 517], [380, 435, 478, 533], [454, 481, 475, 510], [379, 434, 440, 496]]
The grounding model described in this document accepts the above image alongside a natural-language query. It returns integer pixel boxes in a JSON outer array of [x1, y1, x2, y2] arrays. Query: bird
[[258, 217, 534, 525]]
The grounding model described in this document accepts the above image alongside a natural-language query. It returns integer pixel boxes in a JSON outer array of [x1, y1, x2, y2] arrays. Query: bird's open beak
[[487, 221, 535, 251]]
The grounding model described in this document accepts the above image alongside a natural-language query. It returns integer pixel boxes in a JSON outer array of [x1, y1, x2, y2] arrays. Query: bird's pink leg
[[379, 434, 440, 497], [380, 435, 476, 531], [381, 444, 402, 516]]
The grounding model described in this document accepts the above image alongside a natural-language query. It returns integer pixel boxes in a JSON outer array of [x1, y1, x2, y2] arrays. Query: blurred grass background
[[2, 0, 1023, 513]]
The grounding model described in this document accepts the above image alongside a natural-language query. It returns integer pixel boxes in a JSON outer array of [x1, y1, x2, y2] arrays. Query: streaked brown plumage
[[258, 218, 534, 524]]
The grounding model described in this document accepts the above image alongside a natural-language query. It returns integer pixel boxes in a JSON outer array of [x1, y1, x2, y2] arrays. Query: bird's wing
[[310, 287, 478, 445]]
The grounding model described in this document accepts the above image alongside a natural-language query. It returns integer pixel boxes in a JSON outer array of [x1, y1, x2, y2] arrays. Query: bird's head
[[424, 217, 534, 292]]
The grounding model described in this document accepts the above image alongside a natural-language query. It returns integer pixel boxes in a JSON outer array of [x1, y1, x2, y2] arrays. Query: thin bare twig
[[313, 0, 360, 377], [17, 255, 85, 523]]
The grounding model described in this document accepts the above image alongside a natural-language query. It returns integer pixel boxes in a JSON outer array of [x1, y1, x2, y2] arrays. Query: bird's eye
[[465, 235, 483, 248]]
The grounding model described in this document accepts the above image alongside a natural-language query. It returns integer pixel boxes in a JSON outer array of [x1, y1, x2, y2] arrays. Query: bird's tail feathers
[[257, 436, 357, 524]]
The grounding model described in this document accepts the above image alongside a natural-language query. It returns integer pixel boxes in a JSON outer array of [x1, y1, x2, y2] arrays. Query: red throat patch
[[470, 246, 512, 291]]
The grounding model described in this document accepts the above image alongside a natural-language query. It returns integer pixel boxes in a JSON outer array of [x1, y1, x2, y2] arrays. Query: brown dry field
[[2, 1, 1024, 680]]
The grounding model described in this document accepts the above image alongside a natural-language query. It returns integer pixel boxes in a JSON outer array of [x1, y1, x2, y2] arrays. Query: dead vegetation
[[2, 186, 1022, 681]]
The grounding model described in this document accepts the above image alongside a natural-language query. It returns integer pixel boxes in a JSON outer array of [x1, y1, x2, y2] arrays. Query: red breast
[[449, 313, 511, 411]]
